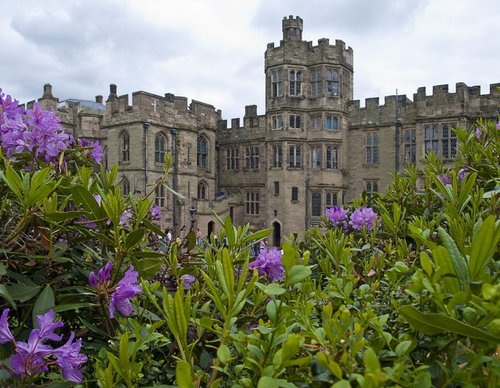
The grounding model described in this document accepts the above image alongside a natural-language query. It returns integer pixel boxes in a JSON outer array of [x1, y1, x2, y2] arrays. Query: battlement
[[104, 84, 219, 121], [217, 105, 264, 131], [349, 82, 500, 126]]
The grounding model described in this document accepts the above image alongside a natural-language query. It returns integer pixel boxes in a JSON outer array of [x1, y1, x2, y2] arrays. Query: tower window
[[311, 192, 322, 217], [271, 68, 283, 98], [310, 68, 322, 98], [326, 68, 339, 97], [197, 136, 208, 169], [289, 69, 302, 97], [289, 145, 301, 168]]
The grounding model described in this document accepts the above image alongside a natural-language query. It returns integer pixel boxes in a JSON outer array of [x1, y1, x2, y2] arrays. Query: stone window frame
[[245, 191, 260, 215], [155, 183, 166, 207], [288, 144, 301, 168], [365, 180, 378, 198], [310, 67, 322, 98], [325, 115, 339, 131], [326, 144, 340, 170], [271, 114, 283, 130], [325, 191, 339, 207], [289, 68, 303, 97], [311, 191, 322, 217], [271, 68, 283, 98], [326, 68, 340, 97], [289, 113, 301, 130], [274, 181, 280, 196], [311, 145, 322, 169], [244, 145, 260, 170], [291, 186, 299, 202], [403, 128, 417, 165], [225, 147, 240, 170], [272, 144, 283, 168], [365, 132, 379, 165], [197, 135, 209, 169], [120, 130, 130, 163], [154, 132, 167, 164], [310, 114, 322, 131], [121, 176, 130, 196], [197, 180, 208, 200]]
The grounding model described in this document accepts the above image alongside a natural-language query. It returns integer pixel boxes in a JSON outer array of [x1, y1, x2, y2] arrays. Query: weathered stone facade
[[29, 16, 500, 243]]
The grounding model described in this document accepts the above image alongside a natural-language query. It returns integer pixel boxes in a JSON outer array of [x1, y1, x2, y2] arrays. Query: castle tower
[[282, 15, 303, 41]]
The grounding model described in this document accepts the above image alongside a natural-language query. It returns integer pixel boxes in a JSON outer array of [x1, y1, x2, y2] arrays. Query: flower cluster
[[89, 262, 142, 318], [437, 168, 467, 187], [325, 206, 380, 232], [1, 89, 102, 166], [249, 244, 284, 281], [0, 309, 87, 383], [325, 206, 349, 230], [0, 97, 70, 163]]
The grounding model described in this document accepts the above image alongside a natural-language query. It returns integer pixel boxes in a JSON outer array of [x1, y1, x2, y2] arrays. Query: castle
[[31, 16, 500, 243]]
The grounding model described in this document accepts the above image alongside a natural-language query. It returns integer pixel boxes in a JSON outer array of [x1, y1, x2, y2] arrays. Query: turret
[[282, 15, 303, 41]]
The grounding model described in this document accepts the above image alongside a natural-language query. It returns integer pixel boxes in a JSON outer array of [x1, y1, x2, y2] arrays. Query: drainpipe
[[304, 176, 309, 231], [170, 128, 178, 229], [143, 122, 150, 194]]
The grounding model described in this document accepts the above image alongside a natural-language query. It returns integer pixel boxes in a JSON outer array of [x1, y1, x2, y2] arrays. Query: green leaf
[[71, 185, 103, 219], [176, 360, 193, 388], [125, 228, 145, 250], [217, 344, 231, 365], [32, 285, 55, 325], [256, 282, 286, 296], [469, 216, 500, 282], [286, 265, 312, 286], [0, 284, 16, 308], [399, 305, 500, 343], [437, 227, 469, 289], [7, 284, 40, 302], [257, 376, 297, 388], [395, 340, 413, 356], [52, 302, 96, 313]]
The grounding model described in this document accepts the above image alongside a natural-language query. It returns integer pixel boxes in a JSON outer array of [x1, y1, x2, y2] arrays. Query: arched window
[[155, 133, 166, 163], [198, 181, 208, 200], [326, 69, 339, 97], [197, 136, 208, 168], [155, 184, 166, 207], [121, 176, 130, 196], [120, 131, 130, 162]]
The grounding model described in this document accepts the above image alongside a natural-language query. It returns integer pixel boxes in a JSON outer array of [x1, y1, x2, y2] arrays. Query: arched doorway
[[272, 221, 281, 247], [207, 221, 215, 238]]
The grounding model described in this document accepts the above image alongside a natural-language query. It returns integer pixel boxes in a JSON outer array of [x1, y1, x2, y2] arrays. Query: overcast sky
[[1, 0, 499, 120]]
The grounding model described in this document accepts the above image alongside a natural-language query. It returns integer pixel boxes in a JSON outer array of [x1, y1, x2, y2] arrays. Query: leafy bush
[[1, 89, 499, 387]]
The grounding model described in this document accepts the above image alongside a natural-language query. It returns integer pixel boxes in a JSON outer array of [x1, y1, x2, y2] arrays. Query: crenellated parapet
[[216, 105, 266, 143], [265, 16, 353, 70], [349, 82, 500, 128]]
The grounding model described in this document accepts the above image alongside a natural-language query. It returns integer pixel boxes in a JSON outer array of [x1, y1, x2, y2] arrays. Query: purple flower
[[497, 121, 500, 130], [80, 138, 103, 164], [249, 246, 284, 282], [149, 204, 161, 221], [180, 274, 196, 290], [349, 207, 380, 232], [0, 97, 70, 163], [109, 265, 142, 319], [437, 174, 452, 186], [0, 308, 14, 344], [89, 261, 112, 288], [457, 168, 467, 182], [475, 127, 483, 140], [2, 309, 87, 383], [52, 333, 88, 382], [119, 209, 133, 227], [325, 206, 349, 229]]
